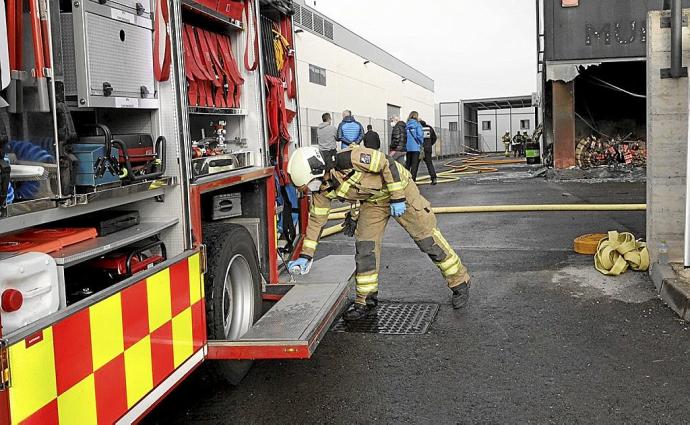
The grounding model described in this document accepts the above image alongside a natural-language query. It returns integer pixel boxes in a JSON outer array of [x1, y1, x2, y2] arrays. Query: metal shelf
[[188, 106, 247, 116], [181, 0, 243, 30], [191, 165, 268, 188], [0, 177, 175, 235], [52, 219, 179, 267]]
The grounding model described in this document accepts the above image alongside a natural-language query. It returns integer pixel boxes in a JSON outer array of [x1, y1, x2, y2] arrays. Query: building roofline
[[293, 0, 434, 92]]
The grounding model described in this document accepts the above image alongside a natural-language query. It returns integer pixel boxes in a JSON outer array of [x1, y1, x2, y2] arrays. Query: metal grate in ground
[[331, 302, 439, 335]]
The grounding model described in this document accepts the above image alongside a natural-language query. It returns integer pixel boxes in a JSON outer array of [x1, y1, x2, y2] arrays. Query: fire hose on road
[[321, 203, 647, 237]]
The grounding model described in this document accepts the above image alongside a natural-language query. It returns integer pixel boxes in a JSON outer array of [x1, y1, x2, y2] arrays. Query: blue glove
[[288, 257, 312, 275], [390, 201, 406, 217]]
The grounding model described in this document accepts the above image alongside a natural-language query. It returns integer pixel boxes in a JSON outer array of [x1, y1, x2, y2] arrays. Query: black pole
[[671, 0, 683, 78]]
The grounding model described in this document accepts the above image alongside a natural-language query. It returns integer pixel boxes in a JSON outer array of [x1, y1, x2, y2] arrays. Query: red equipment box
[[217, 0, 243, 20], [0, 227, 98, 253]]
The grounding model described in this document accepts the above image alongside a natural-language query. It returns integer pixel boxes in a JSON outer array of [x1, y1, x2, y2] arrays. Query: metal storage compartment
[[61, 1, 158, 108]]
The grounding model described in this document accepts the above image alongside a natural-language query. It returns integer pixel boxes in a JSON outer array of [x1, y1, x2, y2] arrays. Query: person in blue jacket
[[336, 110, 364, 150], [405, 111, 424, 180]]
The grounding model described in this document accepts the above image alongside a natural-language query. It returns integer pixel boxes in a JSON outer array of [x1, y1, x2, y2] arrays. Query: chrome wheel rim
[[222, 254, 254, 339]]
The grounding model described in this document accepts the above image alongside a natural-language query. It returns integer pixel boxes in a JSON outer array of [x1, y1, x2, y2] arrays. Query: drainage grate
[[331, 302, 439, 335]]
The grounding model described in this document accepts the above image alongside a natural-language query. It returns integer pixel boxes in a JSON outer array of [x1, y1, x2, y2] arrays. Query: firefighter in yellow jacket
[[287, 145, 471, 321]]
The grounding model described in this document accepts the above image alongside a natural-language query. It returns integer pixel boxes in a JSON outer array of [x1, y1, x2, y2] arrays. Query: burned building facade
[[538, 0, 689, 168]]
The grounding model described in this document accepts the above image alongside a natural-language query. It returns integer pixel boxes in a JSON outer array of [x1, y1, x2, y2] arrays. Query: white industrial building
[[437, 96, 537, 153], [292, 0, 435, 151], [476, 107, 536, 152]]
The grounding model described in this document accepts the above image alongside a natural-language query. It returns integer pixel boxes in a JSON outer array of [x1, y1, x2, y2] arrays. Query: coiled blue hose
[[3, 155, 13, 205], [6, 182, 13, 205], [7, 141, 55, 200]]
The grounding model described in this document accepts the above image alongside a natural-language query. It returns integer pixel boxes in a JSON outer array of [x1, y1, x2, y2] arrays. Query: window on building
[[310, 127, 319, 145], [520, 119, 531, 130], [449, 122, 458, 132], [482, 121, 491, 131], [309, 64, 327, 86]]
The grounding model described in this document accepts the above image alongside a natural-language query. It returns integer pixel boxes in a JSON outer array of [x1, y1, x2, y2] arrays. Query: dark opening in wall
[[574, 61, 646, 139]]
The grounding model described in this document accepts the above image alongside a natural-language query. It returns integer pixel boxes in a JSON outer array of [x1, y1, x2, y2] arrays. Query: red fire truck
[[0, 0, 350, 423]]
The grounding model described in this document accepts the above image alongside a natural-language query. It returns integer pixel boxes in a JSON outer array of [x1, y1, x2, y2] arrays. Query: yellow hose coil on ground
[[594, 231, 649, 276], [574, 233, 608, 255]]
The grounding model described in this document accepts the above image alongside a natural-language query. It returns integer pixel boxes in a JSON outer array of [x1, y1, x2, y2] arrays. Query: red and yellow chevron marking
[[6, 253, 205, 425]]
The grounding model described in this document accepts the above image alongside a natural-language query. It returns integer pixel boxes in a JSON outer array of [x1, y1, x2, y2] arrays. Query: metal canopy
[[463, 96, 533, 111]]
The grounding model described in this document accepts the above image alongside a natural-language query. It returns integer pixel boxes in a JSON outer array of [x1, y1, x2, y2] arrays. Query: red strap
[[265, 76, 280, 145], [183, 25, 210, 81], [196, 27, 221, 88], [244, 0, 259, 71], [29, 0, 45, 78], [217, 34, 244, 108], [185, 25, 213, 81], [153, 0, 171, 82], [202, 31, 227, 107]]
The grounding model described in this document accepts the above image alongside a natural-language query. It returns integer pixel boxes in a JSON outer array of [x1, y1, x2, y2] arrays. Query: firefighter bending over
[[287, 146, 471, 321]]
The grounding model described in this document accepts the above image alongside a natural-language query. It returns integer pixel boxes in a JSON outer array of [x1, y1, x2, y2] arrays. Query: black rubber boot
[[343, 303, 374, 321], [451, 283, 470, 309]]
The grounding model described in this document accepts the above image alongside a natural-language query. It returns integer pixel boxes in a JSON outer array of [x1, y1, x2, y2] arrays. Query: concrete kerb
[[651, 261, 690, 321]]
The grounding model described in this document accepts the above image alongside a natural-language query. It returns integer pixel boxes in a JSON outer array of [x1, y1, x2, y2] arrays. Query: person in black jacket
[[362, 125, 381, 150], [419, 120, 438, 185], [388, 116, 407, 164]]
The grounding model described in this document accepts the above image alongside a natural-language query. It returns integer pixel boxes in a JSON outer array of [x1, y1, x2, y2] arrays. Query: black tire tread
[[202, 222, 261, 385]]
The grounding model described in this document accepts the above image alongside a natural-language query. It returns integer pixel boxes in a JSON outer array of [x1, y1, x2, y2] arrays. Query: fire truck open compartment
[[0, 1, 350, 422]]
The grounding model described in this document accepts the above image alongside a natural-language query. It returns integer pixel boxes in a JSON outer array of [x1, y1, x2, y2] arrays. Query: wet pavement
[[145, 161, 690, 424]]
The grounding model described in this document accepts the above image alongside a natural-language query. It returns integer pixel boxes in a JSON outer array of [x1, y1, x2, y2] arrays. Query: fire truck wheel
[[203, 222, 262, 385]]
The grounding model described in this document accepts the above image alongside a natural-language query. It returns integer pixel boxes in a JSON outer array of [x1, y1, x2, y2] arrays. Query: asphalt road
[[145, 163, 690, 424]]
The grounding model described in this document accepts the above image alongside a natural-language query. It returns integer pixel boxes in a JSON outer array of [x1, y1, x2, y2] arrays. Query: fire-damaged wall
[[544, 0, 690, 62], [574, 62, 646, 139], [541, 0, 680, 169]]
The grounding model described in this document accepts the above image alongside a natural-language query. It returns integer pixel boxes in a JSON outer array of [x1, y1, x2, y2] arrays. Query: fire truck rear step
[[207, 255, 354, 360]]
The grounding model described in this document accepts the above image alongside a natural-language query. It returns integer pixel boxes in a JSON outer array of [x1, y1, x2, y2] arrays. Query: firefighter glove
[[343, 212, 357, 237], [288, 257, 312, 275], [390, 201, 406, 217]]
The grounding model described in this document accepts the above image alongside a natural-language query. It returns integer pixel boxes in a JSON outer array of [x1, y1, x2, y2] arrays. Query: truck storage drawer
[[61, 4, 157, 108]]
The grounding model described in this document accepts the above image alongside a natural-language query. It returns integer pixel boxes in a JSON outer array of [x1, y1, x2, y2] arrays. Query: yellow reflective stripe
[[355, 274, 378, 284], [337, 171, 363, 197], [370, 151, 384, 172], [336, 182, 351, 198], [437, 254, 460, 272], [433, 229, 453, 252], [303, 239, 318, 250], [356, 282, 379, 293], [386, 182, 405, 192], [310, 205, 331, 216], [443, 262, 462, 277]]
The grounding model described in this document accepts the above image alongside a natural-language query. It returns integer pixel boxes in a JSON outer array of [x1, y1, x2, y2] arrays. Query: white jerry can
[[0, 252, 60, 335]]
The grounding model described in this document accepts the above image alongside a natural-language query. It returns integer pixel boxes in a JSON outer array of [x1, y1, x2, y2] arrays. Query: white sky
[[308, 0, 538, 102]]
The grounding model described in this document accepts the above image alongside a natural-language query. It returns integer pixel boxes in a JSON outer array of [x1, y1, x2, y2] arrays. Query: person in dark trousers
[[316, 113, 337, 157], [362, 125, 381, 150], [419, 120, 438, 185], [336, 110, 364, 150], [388, 116, 407, 164], [405, 111, 424, 181]]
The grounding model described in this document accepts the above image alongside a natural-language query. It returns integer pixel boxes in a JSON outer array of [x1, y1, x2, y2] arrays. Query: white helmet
[[287, 146, 326, 187]]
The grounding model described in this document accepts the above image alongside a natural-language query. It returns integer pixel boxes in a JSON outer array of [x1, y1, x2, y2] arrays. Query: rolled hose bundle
[[6, 140, 54, 200], [594, 231, 649, 276]]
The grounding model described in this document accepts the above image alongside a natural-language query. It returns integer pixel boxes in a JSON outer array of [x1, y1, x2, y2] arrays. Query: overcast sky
[[309, 0, 538, 102]]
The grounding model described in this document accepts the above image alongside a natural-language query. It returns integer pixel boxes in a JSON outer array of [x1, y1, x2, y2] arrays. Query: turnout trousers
[[353, 183, 470, 305]]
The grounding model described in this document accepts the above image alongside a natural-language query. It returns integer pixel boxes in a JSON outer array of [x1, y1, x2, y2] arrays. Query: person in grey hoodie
[[317, 113, 338, 156]]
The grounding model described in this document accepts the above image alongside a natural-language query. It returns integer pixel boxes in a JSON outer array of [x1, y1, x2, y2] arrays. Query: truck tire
[[203, 222, 262, 385]]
